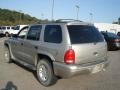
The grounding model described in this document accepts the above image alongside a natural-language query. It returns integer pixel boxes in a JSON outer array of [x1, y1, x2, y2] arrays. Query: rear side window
[[27, 25, 42, 41], [67, 25, 104, 44], [44, 25, 62, 43]]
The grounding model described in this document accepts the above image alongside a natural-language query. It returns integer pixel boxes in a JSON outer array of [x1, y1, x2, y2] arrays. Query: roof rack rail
[[55, 19, 82, 22]]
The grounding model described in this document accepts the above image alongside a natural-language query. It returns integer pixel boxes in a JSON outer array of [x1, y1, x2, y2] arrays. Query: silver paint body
[[4, 21, 109, 78]]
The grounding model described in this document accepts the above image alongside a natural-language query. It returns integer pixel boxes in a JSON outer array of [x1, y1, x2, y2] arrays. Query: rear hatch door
[[67, 25, 107, 64]]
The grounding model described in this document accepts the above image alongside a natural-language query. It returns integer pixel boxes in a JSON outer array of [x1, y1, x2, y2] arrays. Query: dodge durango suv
[[4, 19, 110, 86]]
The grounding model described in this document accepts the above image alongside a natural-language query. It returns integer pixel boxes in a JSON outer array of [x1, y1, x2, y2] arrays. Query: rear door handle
[[93, 52, 98, 56], [34, 46, 38, 49], [21, 43, 23, 45]]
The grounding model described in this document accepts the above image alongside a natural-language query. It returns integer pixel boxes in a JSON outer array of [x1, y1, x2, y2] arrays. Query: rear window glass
[[107, 32, 119, 38], [101, 32, 119, 38], [67, 25, 104, 44]]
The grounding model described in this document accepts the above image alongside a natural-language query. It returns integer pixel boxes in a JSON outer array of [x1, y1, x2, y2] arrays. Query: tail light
[[114, 39, 120, 42], [64, 49, 75, 64]]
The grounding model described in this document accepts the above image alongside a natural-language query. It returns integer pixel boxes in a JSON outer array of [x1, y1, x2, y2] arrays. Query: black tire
[[5, 32, 9, 37], [109, 46, 117, 51], [4, 47, 12, 63], [37, 59, 57, 86]]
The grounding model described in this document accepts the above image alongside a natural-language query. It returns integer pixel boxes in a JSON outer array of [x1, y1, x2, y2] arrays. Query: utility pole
[[76, 5, 79, 20], [41, 13, 44, 19], [89, 13, 93, 23], [19, 10, 22, 25], [118, 17, 120, 24], [51, 0, 54, 21]]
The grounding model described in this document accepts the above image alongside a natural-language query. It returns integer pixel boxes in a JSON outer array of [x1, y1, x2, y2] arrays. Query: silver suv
[[4, 19, 110, 86]]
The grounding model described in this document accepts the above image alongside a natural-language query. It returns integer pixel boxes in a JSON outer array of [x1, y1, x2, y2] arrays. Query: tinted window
[[117, 32, 120, 35], [7, 27, 10, 29], [15, 26, 20, 30], [2, 27, 6, 30], [27, 25, 42, 41], [107, 32, 119, 38], [11, 26, 15, 29], [44, 25, 62, 43], [101, 32, 107, 37], [67, 25, 104, 44]]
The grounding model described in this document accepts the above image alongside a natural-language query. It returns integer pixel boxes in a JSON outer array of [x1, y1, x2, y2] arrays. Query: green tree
[[0, 8, 47, 26]]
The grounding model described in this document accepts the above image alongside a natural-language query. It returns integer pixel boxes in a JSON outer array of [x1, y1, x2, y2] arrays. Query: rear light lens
[[64, 49, 75, 64], [114, 39, 120, 42]]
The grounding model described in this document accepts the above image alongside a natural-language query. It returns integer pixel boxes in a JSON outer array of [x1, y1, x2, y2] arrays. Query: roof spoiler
[[55, 19, 83, 23]]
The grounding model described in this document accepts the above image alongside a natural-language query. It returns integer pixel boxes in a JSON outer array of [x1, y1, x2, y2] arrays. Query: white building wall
[[94, 23, 120, 34]]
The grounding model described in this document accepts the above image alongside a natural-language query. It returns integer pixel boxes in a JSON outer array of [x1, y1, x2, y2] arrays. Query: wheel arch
[[4, 42, 9, 48], [35, 53, 55, 67], [4, 42, 14, 59]]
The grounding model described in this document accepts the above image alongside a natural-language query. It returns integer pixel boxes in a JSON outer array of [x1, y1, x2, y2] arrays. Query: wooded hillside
[[0, 8, 48, 26]]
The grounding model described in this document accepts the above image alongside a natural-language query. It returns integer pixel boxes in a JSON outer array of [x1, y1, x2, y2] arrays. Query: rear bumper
[[114, 42, 120, 48], [110, 42, 120, 48], [53, 60, 110, 78]]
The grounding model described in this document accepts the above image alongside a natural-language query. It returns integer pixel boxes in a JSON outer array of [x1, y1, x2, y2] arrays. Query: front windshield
[[14, 26, 20, 30]]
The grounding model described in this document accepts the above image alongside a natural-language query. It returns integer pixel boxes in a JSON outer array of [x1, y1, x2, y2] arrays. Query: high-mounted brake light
[[64, 49, 75, 64]]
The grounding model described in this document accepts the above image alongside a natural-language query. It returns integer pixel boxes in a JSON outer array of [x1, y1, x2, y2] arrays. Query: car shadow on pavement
[[0, 35, 5, 38], [1, 81, 18, 90]]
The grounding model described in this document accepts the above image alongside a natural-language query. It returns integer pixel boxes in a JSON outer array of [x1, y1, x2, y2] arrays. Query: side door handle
[[93, 52, 98, 56], [34, 46, 38, 49], [21, 43, 23, 46]]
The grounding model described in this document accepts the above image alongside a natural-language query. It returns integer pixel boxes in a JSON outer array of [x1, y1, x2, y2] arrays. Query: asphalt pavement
[[0, 37, 120, 90]]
